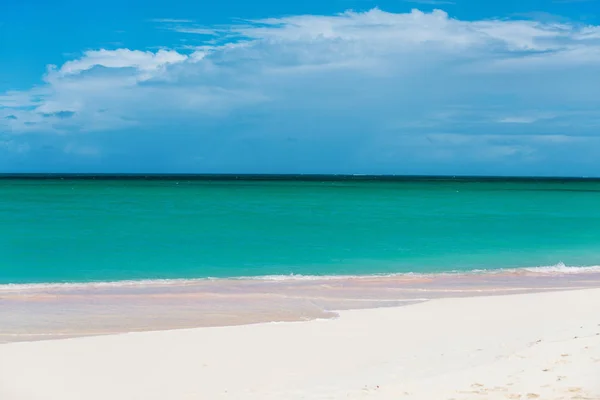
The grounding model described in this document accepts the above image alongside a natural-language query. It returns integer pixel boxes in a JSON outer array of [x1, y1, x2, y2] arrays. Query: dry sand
[[1, 288, 599, 399]]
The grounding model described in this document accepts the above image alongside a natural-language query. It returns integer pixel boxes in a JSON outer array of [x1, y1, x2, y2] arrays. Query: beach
[[2, 177, 600, 398], [2, 287, 599, 399]]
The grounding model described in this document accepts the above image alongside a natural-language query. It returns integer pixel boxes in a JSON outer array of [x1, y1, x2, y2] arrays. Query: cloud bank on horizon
[[1, 8, 600, 175]]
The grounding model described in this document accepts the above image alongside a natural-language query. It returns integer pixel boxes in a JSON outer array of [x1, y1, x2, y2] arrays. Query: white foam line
[[1, 263, 600, 292]]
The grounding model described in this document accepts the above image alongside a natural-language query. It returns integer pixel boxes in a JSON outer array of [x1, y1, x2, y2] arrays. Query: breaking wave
[[1, 262, 600, 292]]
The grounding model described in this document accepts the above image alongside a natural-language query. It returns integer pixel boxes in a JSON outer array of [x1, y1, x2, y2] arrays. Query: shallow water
[[2, 270, 600, 343]]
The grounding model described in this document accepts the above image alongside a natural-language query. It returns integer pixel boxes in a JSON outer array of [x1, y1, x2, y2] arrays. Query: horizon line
[[0, 173, 598, 181]]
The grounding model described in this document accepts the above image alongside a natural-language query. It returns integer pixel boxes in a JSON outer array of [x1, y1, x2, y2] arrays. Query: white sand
[[1, 289, 599, 399]]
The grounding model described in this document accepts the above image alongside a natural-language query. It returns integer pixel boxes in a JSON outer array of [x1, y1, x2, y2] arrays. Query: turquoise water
[[1, 177, 600, 284]]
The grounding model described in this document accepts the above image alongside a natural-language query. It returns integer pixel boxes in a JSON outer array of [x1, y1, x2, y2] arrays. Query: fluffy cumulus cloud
[[1, 9, 600, 174]]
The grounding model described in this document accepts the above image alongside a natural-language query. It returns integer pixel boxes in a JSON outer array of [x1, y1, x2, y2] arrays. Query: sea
[[2, 175, 600, 286]]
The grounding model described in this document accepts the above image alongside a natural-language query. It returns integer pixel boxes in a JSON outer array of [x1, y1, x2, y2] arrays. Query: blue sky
[[1, 0, 600, 175]]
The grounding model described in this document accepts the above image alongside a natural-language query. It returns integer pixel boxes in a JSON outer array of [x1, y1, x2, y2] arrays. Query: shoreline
[[1, 288, 599, 399], [2, 262, 600, 291], [3, 270, 600, 344]]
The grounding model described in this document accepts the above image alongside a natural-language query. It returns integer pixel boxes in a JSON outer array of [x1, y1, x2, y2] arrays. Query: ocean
[[2, 176, 600, 286]]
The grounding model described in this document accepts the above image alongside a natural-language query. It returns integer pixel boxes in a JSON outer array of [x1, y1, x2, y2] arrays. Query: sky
[[1, 0, 600, 175]]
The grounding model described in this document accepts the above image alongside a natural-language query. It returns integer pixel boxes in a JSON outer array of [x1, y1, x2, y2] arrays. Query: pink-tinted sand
[[2, 270, 600, 343]]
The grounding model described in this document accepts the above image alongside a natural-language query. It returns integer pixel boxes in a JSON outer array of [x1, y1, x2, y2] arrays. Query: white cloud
[[1, 8, 600, 171], [498, 117, 541, 124], [63, 143, 101, 156], [497, 113, 558, 124], [151, 18, 194, 23], [172, 27, 222, 36], [0, 138, 30, 154], [54, 49, 188, 77], [403, 0, 456, 4]]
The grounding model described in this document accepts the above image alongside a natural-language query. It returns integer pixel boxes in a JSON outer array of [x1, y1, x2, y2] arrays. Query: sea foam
[[2, 263, 600, 292]]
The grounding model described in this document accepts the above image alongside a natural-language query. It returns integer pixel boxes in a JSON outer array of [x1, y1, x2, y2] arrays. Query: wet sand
[[2, 270, 600, 343]]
